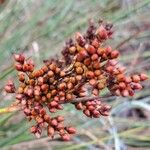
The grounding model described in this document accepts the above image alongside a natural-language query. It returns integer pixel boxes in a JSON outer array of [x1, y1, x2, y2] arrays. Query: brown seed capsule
[[16, 94, 23, 100], [29, 79, 35, 85], [76, 53, 84, 62], [74, 62, 82, 67], [15, 63, 23, 71], [60, 71, 66, 77], [116, 74, 125, 82], [66, 127, 76, 134], [57, 104, 63, 110], [41, 96, 47, 102], [97, 47, 105, 56], [48, 70, 54, 77], [66, 93, 73, 101], [49, 63, 56, 71], [34, 89, 40, 96], [78, 50, 88, 61], [87, 105, 95, 111], [37, 77, 44, 85], [129, 89, 134, 96], [70, 77, 76, 84], [106, 66, 114, 73], [46, 93, 51, 99], [63, 77, 69, 83], [39, 108, 46, 116], [94, 70, 101, 76], [59, 129, 65, 136], [86, 71, 95, 78], [76, 32, 86, 46], [49, 77, 55, 83], [110, 50, 119, 59], [75, 102, 83, 110], [83, 109, 91, 117], [47, 126, 55, 137], [113, 68, 120, 75], [102, 53, 107, 59], [18, 73, 25, 82], [49, 108, 57, 113], [17, 87, 24, 94], [92, 61, 100, 69], [105, 46, 112, 54], [91, 54, 99, 61], [91, 38, 99, 48], [14, 54, 25, 64], [59, 91, 65, 97], [57, 116, 64, 122], [76, 67, 83, 74], [92, 88, 99, 96], [44, 114, 51, 122], [55, 67, 61, 74], [26, 88, 33, 97], [41, 65, 48, 72], [92, 110, 100, 118], [125, 77, 132, 83], [132, 83, 142, 90], [36, 116, 43, 124], [76, 75, 82, 81], [51, 89, 57, 96], [41, 84, 49, 91], [32, 69, 44, 78], [96, 25, 108, 40], [28, 64, 34, 72], [86, 44, 96, 55], [54, 96, 59, 101], [22, 62, 30, 72], [119, 82, 126, 90], [69, 46, 76, 54], [30, 126, 37, 134], [57, 123, 64, 130], [4, 85, 14, 93], [84, 58, 91, 66], [62, 134, 71, 141], [58, 82, 66, 90], [67, 82, 73, 89], [49, 101, 58, 107], [24, 108, 30, 116], [79, 92, 86, 97], [51, 119, 58, 126], [132, 75, 140, 83], [140, 73, 148, 81], [89, 79, 97, 86], [100, 111, 109, 116], [122, 89, 129, 97]]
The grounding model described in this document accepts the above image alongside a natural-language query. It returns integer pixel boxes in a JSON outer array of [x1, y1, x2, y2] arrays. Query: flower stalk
[[0, 105, 20, 115]]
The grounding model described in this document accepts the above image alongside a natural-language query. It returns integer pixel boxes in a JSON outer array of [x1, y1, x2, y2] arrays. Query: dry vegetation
[[0, 0, 150, 150]]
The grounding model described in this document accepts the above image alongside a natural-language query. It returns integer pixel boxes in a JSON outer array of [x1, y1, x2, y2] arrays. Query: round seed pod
[[86, 71, 95, 78], [76, 67, 84, 74], [48, 70, 54, 77], [69, 46, 76, 54]]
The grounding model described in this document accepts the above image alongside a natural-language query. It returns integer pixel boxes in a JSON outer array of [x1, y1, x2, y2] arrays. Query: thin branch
[[0, 95, 116, 115], [61, 95, 116, 104], [0, 105, 20, 115], [115, 31, 140, 49]]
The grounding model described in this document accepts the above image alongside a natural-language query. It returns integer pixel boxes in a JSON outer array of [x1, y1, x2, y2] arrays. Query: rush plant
[[4, 20, 148, 141]]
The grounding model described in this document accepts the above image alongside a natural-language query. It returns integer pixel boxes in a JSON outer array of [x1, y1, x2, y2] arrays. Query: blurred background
[[0, 0, 150, 149]]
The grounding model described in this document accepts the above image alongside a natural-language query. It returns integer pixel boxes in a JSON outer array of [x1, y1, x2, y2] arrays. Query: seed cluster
[[4, 20, 148, 140]]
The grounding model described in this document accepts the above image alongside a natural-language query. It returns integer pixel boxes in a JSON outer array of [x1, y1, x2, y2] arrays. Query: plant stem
[[0, 106, 20, 115]]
